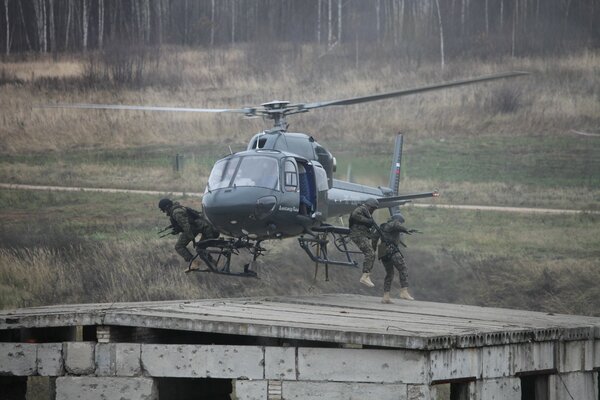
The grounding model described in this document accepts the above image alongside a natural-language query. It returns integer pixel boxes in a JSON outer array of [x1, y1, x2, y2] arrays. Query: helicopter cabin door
[[284, 158, 317, 216]]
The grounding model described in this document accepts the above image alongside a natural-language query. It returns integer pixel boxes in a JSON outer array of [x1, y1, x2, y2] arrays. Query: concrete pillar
[[96, 326, 111, 343], [55, 377, 157, 400]]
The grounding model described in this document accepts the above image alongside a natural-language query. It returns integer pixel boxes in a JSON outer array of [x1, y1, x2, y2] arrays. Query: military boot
[[399, 287, 414, 300], [359, 273, 375, 287], [381, 292, 393, 304], [185, 259, 203, 273]]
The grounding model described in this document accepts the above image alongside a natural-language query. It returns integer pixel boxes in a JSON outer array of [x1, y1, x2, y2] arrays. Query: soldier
[[349, 198, 379, 287], [377, 214, 417, 303], [158, 198, 219, 272]]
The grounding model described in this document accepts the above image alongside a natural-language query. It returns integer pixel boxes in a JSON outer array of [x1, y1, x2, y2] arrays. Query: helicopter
[[46, 71, 529, 278]]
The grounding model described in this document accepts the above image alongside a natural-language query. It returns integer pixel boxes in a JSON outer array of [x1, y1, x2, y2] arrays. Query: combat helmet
[[364, 198, 379, 209], [158, 198, 173, 212]]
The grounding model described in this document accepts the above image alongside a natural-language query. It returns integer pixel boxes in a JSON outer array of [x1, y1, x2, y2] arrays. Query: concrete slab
[[0, 343, 36, 376], [298, 347, 428, 384], [482, 345, 510, 379], [549, 372, 597, 400], [511, 342, 555, 374], [234, 380, 268, 400], [430, 348, 480, 382], [557, 340, 595, 373], [282, 381, 407, 400], [407, 384, 431, 400], [476, 377, 521, 400], [64, 342, 95, 375], [37, 343, 63, 376], [265, 346, 296, 380], [55, 376, 157, 400], [2, 294, 599, 350], [141, 344, 263, 379]]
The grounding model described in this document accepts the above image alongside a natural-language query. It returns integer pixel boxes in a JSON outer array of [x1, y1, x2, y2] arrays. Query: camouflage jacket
[[349, 204, 374, 236], [377, 219, 410, 258], [168, 202, 194, 239], [168, 203, 217, 240]]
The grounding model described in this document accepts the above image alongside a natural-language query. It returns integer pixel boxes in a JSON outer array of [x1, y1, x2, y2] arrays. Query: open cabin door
[[284, 158, 317, 216]]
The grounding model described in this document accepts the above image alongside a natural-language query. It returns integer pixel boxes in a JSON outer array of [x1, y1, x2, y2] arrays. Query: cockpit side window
[[284, 159, 298, 192], [232, 156, 280, 190]]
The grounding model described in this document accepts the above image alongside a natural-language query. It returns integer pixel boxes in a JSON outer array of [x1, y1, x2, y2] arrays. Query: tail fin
[[387, 133, 404, 220]]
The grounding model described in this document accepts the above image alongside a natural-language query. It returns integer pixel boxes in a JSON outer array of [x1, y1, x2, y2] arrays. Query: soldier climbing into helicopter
[[158, 198, 219, 272], [349, 198, 380, 288]]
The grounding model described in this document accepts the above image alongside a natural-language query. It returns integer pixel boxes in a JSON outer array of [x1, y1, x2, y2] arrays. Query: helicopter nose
[[202, 189, 278, 236], [255, 196, 277, 219]]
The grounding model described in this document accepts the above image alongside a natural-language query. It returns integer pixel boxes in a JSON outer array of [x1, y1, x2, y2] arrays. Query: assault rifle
[[158, 224, 182, 238], [372, 221, 422, 254]]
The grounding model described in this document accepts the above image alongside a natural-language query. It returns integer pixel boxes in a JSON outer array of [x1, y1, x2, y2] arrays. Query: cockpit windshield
[[208, 157, 240, 190], [208, 155, 280, 190]]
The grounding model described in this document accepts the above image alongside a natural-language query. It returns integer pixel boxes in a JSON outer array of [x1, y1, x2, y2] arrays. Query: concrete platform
[[1, 294, 598, 350], [1, 295, 599, 399]]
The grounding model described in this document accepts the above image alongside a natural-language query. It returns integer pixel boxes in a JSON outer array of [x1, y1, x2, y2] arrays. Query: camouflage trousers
[[350, 232, 376, 273], [175, 233, 195, 262], [380, 251, 408, 292]]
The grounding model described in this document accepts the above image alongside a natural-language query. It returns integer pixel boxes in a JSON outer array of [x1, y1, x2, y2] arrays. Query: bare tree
[[317, 0, 321, 44], [434, 0, 445, 70], [82, 0, 89, 51], [98, 0, 104, 48], [231, 0, 236, 44], [49, 0, 55, 54], [65, 0, 72, 50], [33, 0, 47, 53], [337, 0, 342, 44], [328, 0, 332, 46], [4, 0, 8, 55], [210, 0, 215, 46], [485, 0, 489, 35], [375, 0, 381, 43], [17, 1, 32, 51]]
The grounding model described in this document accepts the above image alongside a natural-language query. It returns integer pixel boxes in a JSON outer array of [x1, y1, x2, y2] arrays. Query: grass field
[[1, 189, 598, 316], [0, 46, 599, 314]]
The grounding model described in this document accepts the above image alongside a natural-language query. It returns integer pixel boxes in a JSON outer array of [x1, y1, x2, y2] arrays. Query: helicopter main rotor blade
[[40, 103, 254, 114], [301, 71, 529, 110]]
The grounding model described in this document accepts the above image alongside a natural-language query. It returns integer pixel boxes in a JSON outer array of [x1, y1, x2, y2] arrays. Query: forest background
[[0, 0, 599, 316]]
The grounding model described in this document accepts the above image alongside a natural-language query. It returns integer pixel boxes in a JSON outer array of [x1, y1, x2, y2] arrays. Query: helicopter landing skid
[[298, 225, 360, 281], [187, 238, 264, 278]]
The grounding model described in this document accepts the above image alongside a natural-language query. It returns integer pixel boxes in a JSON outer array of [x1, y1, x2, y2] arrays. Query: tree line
[[2, 0, 599, 60]]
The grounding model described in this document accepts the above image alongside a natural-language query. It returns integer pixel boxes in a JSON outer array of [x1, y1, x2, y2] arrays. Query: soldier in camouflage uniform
[[377, 214, 417, 303], [158, 198, 219, 271], [349, 198, 379, 287]]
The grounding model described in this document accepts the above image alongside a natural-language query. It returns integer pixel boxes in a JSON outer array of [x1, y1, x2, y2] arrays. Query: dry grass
[[1, 189, 598, 316], [1, 47, 599, 153]]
